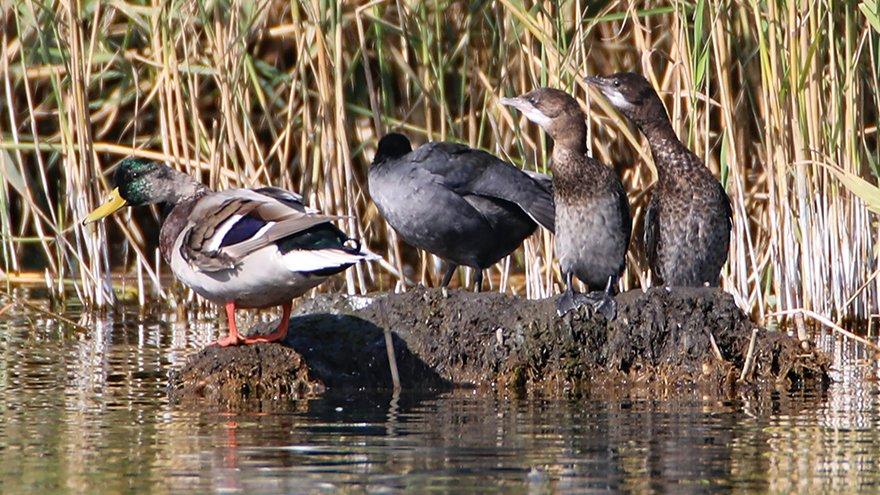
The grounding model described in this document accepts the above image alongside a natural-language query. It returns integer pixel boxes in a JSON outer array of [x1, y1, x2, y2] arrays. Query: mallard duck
[[585, 73, 731, 287], [84, 157, 376, 346], [501, 88, 631, 318], [368, 133, 555, 291]]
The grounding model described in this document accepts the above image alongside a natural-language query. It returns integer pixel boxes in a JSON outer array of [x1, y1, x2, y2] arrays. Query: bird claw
[[210, 334, 244, 347], [556, 290, 578, 316], [555, 290, 617, 320], [590, 294, 617, 321], [240, 328, 288, 345], [210, 324, 288, 347]]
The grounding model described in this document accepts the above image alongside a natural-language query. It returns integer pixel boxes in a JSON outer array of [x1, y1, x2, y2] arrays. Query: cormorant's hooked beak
[[584, 75, 615, 96], [584, 75, 629, 110], [499, 96, 550, 127], [498, 96, 520, 108], [83, 188, 127, 225], [584, 75, 608, 87]]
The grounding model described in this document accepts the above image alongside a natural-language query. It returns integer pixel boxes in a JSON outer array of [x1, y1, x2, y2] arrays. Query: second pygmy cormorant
[[368, 133, 555, 291], [501, 88, 631, 318], [585, 72, 731, 287]]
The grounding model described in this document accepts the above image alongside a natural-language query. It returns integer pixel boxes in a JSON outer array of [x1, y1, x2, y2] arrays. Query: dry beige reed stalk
[[0, 0, 877, 328]]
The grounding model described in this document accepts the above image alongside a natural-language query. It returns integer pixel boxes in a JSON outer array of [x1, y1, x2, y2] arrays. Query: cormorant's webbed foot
[[556, 274, 618, 319], [556, 289, 577, 316], [586, 276, 618, 320], [558, 291, 617, 320], [556, 290, 593, 316], [557, 272, 579, 316], [585, 291, 617, 321]]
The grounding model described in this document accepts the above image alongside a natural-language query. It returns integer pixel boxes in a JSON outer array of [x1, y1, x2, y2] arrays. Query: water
[[2, 304, 880, 493]]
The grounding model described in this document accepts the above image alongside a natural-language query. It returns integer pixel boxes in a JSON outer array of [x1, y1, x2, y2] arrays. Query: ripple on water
[[0, 306, 879, 493]]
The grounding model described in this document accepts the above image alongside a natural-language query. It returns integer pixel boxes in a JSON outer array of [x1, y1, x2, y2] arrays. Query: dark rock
[[169, 287, 830, 406]]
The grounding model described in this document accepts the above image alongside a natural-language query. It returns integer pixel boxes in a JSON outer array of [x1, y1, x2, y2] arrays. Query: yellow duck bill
[[83, 188, 128, 225]]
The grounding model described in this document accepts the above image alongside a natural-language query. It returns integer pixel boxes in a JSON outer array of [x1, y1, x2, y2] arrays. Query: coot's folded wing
[[412, 142, 556, 233]]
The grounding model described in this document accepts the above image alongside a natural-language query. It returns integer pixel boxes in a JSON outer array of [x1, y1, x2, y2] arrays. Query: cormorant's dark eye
[[528, 95, 537, 104], [613, 79, 620, 87]]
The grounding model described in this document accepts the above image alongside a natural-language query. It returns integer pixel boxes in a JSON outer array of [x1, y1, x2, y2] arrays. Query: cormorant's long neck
[[638, 116, 692, 182], [550, 120, 603, 192], [550, 142, 584, 173], [550, 115, 587, 155]]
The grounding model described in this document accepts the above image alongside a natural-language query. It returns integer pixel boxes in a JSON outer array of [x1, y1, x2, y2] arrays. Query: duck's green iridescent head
[[113, 157, 170, 206], [83, 158, 201, 224]]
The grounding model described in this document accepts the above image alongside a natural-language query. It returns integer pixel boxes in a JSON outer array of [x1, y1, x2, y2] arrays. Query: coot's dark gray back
[[368, 134, 554, 270]]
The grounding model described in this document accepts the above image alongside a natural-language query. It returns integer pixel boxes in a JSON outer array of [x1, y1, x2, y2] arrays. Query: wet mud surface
[[169, 287, 830, 406]]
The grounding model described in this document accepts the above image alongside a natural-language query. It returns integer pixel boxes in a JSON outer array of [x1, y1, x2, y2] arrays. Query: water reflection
[[0, 305, 879, 493]]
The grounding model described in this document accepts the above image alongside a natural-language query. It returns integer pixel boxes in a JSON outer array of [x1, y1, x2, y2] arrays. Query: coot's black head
[[500, 88, 586, 150], [585, 72, 668, 128], [373, 133, 413, 165]]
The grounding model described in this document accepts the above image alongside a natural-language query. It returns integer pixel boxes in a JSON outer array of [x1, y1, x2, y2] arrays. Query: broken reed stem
[[384, 327, 401, 391], [793, 310, 811, 351], [707, 330, 724, 362], [739, 328, 759, 382], [770, 309, 880, 354], [379, 298, 401, 390]]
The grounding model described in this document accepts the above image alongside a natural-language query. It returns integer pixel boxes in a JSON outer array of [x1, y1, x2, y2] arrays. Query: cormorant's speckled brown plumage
[[586, 73, 732, 287], [501, 88, 631, 317]]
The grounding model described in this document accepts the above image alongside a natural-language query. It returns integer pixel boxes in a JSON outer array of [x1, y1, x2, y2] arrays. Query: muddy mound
[[168, 344, 324, 409], [169, 287, 829, 405]]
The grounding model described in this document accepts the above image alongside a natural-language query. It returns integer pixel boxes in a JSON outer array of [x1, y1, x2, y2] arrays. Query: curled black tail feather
[[342, 237, 362, 254]]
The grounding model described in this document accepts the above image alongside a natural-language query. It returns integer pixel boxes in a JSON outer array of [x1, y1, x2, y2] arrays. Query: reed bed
[[1, 0, 879, 323]]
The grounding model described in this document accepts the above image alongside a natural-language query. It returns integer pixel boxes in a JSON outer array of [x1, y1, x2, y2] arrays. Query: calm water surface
[[2, 303, 880, 494]]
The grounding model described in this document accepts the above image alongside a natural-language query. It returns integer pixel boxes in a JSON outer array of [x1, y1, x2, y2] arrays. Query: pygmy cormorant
[[586, 72, 731, 287], [501, 88, 631, 318]]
